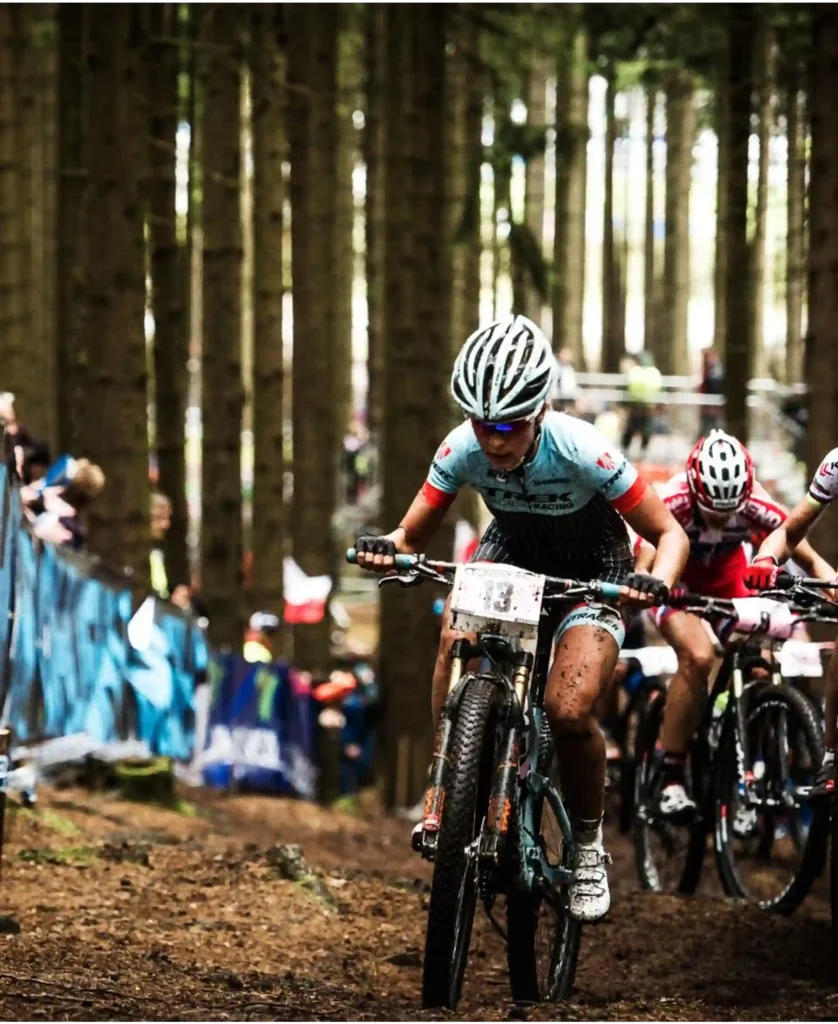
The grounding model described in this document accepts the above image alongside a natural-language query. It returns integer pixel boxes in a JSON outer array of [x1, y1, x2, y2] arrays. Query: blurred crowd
[[1, 392, 106, 551]]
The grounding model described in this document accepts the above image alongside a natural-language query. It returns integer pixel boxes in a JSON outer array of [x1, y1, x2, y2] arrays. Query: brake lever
[[378, 573, 423, 589]]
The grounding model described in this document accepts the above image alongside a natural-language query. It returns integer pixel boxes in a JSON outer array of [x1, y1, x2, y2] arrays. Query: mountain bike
[[347, 548, 640, 1009], [634, 592, 829, 912], [753, 576, 838, 947], [607, 647, 671, 836]]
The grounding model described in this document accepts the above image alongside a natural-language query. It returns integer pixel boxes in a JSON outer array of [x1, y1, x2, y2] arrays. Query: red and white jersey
[[808, 448, 838, 506], [657, 471, 786, 567]]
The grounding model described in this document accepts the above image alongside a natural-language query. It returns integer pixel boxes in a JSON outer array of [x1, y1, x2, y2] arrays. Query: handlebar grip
[[345, 547, 418, 571], [773, 570, 795, 590], [598, 582, 625, 601]]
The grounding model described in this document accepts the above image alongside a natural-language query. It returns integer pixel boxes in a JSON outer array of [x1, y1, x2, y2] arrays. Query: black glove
[[621, 572, 670, 604], [356, 533, 397, 559]]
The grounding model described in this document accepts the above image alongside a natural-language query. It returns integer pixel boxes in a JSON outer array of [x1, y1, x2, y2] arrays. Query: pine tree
[[148, 3, 189, 589], [77, 6, 149, 576], [552, 19, 588, 368], [785, 59, 805, 384], [287, 5, 339, 673], [724, 4, 757, 441], [661, 69, 694, 376], [379, 6, 451, 809], [806, 6, 838, 566], [56, 3, 86, 454], [199, 6, 245, 645], [250, 4, 286, 622]]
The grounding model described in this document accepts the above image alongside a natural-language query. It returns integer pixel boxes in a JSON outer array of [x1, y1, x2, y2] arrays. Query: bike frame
[[419, 608, 577, 897]]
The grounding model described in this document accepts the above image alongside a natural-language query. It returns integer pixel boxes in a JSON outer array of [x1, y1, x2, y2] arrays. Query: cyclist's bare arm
[[790, 535, 835, 581], [757, 497, 827, 566], [356, 492, 449, 570], [622, 487, 688, 589], [634, 537, 656, 575]]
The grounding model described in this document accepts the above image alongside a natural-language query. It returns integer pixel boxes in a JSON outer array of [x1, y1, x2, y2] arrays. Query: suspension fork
[[421, 639, 473, 834], [482, 652, 533, 862]]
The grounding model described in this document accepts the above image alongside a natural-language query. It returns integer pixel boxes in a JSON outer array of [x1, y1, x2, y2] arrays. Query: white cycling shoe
[[657, 782, 697, 823], [569, 843, 612, 921]]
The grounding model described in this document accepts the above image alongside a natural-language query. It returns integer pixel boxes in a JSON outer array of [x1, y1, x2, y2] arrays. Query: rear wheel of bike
[[714, 682, 827, 913], [830, 794, 838, 953], [617, 681, 663, 835], [506, 723, 582, 1003], [422, 675, 499, 1010], [633, 690, 707, 894]]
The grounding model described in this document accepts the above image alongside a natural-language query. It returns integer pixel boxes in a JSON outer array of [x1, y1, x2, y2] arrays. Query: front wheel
[[714, 682, 828, 913], [506, 723, 582, 1002], [422, 675, 500, 1010], [633, 690, 708, 894]]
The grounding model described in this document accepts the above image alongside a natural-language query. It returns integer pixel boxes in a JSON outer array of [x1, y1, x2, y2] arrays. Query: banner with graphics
[[199, 655, 317, 799], [0, 466, 208, 761]]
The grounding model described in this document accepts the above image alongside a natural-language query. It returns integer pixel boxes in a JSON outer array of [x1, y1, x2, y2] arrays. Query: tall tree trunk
[[785, 62, 805, 384], [492, 92, 510, 318], [552, 21, 588, 367], [250, 4, 285, 622], [56, 3, 86, 454], [287, 6, 339, 672], [643, 81, 658, 357], [0, 8, 26, 432], [335, 11, 359, 444], [750, 22, 773, 377], [524, 57, 548, 325], [806, 7, 838, 567], [31, 4, 58, 453], [713, 52, 730, 358], [446, 14, 483, 532], [13, 8, 33, 428], [661, 70, 694, 376], [364, 4, 386, 449], [148, 3, 189, 590], [379, 6, 450, 809], [199, 7, 244, 646], [79, 7, 149, 576], [724, 5, 757, 442], [601, 69, 621, 372]]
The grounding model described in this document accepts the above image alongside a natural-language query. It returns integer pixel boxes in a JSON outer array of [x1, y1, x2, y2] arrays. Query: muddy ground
[[0, 785, 833, 1022]]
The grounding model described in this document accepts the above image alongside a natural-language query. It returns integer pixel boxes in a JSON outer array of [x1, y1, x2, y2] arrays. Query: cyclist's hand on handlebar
[[355, 533, 398, 572], [743, 555, 781, 591], [619, 571, 669, 606]]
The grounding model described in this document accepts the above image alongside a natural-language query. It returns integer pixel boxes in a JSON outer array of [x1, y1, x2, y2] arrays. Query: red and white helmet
[[686, 430, 754, 514]]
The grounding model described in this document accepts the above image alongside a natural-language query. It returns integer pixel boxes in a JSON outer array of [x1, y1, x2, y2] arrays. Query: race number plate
[[450, 564, 546, 639]]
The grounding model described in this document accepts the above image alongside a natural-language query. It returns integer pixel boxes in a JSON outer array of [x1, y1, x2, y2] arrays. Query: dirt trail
[[0, 786, 833, 1021]]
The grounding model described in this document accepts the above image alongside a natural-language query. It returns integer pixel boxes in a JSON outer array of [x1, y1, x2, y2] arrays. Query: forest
[[1, 3, 837, 804]]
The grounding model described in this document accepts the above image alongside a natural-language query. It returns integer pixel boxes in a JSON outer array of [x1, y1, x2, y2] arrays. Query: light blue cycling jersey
[[421, 411, 645, 582]]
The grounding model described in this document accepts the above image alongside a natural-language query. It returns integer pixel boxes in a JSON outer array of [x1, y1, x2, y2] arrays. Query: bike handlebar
[[347, 548, 636, 604]]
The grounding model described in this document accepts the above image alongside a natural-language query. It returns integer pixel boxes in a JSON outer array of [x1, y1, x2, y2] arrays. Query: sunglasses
[[472, 416, 534, 437]]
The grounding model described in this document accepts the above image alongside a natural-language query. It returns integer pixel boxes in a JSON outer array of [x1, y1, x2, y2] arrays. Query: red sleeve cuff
[[611, 477, 647, 515], [420, 480, 456, 510]]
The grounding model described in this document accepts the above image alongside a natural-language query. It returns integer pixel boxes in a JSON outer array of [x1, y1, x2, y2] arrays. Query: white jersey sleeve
[[808, 448, 838, 506]]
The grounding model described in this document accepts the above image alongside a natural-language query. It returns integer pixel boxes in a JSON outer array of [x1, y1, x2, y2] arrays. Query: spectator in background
[[19, 440, 51, 485], [343, 420, 370, 504], [243, 611, 280, 664], [622, 350, 662, 458], [0, 392, 36, 478], [554, 348, 579, 412], [21, 456, 105, 550], [699, 347, 724, 437], [149, 490, 201, 615]]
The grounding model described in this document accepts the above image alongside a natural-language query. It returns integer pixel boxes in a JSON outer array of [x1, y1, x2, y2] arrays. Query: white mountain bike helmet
[[686, 429, 754, 513], [450, 315, 557, 421]]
